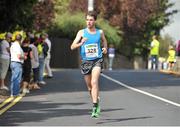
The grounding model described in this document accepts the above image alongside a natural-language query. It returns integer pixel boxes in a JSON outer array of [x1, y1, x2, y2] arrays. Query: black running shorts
[[80, 58, 103, 75]]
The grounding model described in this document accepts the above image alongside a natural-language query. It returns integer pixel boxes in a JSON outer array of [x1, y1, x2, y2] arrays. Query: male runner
[[71, 11, 108, 118]]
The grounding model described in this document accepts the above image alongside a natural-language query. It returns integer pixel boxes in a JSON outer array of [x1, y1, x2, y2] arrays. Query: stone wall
[[103, 54, 147, 70], [50, 37, 147, 69], [50, 38, 79, 68]]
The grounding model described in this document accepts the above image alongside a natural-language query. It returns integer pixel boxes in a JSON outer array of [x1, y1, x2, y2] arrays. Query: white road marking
[[101, 73, 180, 107]]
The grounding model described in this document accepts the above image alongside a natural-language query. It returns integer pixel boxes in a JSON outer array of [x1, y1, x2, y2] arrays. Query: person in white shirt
[[108, 44, 115, 70], [44, 33, 53, 78], [10, 34, 25, 96]]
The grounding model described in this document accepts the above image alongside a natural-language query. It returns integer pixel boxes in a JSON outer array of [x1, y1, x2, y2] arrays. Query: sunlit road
[[0, 69, 180, 126]]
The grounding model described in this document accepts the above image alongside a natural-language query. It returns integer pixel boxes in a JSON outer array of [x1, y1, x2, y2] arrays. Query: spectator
[[167, 45, 176, 70], [29, 36, 40, 90], [44, 33, 53, 78], [150, 35, 160, 70], [37, 34, 49, 85], [21, 37, 33, 93], [0, 32, 12, 90], [108, 44, 115, 70], [10, 34, 25, 97]]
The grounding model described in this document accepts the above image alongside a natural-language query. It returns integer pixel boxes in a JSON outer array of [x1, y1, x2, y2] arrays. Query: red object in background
[[177, 40, 180, 56]]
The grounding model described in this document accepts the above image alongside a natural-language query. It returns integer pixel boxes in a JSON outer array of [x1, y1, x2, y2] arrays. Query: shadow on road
[[96, 116, 153, 125], [25, 69, 123, 97], [0, 99, 124, 126]]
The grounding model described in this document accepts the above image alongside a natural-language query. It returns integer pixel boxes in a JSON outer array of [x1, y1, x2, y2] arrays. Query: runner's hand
[[102, 47, 107, 54], [79, 38, 88, 45]]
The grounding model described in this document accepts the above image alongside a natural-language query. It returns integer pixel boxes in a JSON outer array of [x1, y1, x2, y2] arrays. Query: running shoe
[[96, 97, 101, 114], [91, 107, 99, 118], [91, 107, 97, 118], [96, 103, 101, 115]]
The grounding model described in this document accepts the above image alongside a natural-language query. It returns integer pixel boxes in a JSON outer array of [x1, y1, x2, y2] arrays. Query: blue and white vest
[[80, 28, 102, 60]]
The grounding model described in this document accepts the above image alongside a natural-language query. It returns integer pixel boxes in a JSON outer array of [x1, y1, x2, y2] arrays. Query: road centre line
[[101, 73, 180, 107], [0, 94, 25, 116]]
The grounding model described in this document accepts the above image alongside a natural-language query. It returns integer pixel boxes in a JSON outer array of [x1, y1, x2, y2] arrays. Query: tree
[[159, 33, 175, 57], [50, 12, 122, 45], [54, 0, 71, 15], [0, 0, 38, 32], [32, 0, 55, 31], [68, 0, 177, 59], [0, 0, 56, 32]]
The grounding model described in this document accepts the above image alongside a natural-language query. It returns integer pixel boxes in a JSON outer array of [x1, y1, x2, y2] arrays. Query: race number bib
[[85, 44, 98, 58]]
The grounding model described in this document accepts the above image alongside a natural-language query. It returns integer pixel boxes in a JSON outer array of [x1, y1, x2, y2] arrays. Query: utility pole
[[88, 0, 94, 11]]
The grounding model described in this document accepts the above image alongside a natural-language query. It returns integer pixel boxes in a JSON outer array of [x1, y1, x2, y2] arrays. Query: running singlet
[[80, 28, 102, 61]]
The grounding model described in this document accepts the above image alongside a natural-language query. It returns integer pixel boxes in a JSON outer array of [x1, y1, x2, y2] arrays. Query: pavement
[[160, 69, 180, 76], [0, 90, 9, 103]]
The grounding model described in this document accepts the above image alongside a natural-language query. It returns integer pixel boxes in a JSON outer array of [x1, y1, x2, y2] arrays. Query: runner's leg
[[84, 74, 92, 96], [91, 66, 101, 104], [91, 66, 101, 117]]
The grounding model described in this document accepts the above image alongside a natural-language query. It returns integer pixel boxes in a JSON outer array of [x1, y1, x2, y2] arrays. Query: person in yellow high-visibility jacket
[[150, 35, 160, 70], [167, 45, 176, 70]]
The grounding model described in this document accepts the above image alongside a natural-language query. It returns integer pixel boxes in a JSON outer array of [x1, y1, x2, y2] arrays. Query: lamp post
[[88, 0, 94, 11]]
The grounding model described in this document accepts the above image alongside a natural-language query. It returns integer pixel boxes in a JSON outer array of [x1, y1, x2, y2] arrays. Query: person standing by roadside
[[108, 44, 115, 70], [44, 33, 53, 78], [29, 36, 41, 90], [21, 37, 33, 93], [150, 35, 160, 70], [71, 11, 108, 118], [0, 33, 12, 91], [10, 34, 25, 97], [167, 45, 176, 70], [37, 34, 49, 85]]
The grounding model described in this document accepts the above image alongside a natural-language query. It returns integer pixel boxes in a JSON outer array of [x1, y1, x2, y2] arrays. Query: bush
[[96, 19, 122, 47], [49, 12, 122, 46], [159, 34, 175, 58], [49, 12, 85, 39]]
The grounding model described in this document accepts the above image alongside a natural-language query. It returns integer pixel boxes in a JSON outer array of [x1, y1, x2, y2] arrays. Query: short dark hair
[[15, 34, 22, 41], [86, 11, 97, 20], [152, 35, 157, 40]]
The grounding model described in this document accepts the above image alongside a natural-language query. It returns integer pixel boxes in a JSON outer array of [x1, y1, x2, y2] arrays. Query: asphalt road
[[0, 69, 180, 126]]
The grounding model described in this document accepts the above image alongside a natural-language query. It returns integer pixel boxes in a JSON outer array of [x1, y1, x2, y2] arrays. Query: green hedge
[[49, 12, 122, 46], [96, 19, 122, 46]]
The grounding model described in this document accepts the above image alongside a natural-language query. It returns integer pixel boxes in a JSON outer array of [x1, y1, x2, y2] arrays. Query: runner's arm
[[71, 30, 87, 50], [100, 30, 108, 54]]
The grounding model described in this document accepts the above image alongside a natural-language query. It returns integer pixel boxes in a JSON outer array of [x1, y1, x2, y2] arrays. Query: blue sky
[[160, 0, 180, 44]]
